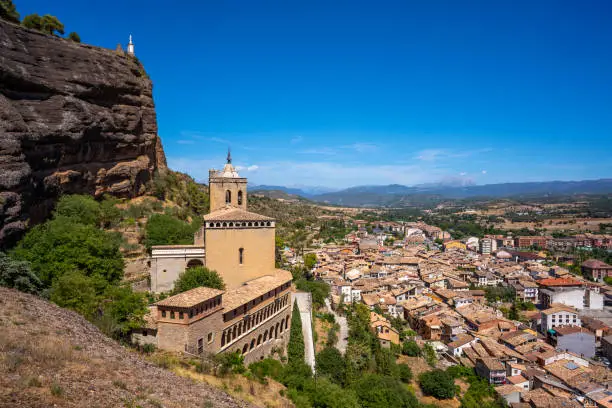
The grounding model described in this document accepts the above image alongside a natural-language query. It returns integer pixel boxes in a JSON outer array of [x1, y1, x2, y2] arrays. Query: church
[[135, 153, 293, 363]]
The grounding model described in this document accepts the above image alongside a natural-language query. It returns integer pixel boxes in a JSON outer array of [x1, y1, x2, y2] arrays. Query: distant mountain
[[249, 184, 338, 197], [309, 179, 612, 207]]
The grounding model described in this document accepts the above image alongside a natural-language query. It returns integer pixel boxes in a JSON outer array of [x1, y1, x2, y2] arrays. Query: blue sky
[[18, 0, 612, 189]]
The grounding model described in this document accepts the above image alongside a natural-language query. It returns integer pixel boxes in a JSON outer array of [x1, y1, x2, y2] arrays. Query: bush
[[248, 358, 283, 382], [398, 363, 413, 383], [172, 266, 225, 293], [68, 31, 80, 42], [419, 369, 456, 399], [214, 352, 245, 376], [352, 374, 419, 408], [423, 342, 437, 367], [402, 340, 421, 357], [316, 347, 345, 385], [101, 285, 148, 335], [288, 302, 305, 364], [0, 252, 42, 294]]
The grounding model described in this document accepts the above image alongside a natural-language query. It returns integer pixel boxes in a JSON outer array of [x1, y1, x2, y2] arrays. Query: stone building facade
[[137, 154, 293, 363]]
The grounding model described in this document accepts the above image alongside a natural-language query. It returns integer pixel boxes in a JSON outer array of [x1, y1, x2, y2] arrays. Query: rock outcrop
[[0, 20, 166, 247]]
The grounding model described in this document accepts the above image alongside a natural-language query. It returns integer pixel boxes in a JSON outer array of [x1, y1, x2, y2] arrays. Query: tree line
[[0, 0, 81, 42]]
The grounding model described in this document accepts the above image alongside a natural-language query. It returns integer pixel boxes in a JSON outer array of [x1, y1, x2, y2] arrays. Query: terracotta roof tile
[[156, 287, 224, 308], [204, 207, 274, 222]]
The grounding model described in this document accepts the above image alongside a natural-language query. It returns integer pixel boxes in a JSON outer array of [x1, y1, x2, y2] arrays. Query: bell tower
[[208, 149, 247, 212]]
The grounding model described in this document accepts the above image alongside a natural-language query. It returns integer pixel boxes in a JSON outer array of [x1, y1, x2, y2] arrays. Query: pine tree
[[287, 301, 305, 364]]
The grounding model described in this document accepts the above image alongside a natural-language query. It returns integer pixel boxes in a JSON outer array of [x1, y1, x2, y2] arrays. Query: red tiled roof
[[582, 259, 612, 269], [538, 277, 582, 287]]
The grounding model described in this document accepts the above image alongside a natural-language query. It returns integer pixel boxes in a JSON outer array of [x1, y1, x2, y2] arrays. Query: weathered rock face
[[0, 20, 167, 247]]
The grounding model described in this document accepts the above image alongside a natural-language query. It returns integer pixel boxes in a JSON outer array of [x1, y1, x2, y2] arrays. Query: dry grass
[[0, 287, 253, 408]]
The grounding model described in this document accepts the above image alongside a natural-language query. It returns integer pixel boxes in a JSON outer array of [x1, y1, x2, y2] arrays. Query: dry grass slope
[[0, 287, 253, 408]]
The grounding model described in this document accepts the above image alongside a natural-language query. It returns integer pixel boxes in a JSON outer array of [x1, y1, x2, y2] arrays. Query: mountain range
[[251, 179, 612, 207]]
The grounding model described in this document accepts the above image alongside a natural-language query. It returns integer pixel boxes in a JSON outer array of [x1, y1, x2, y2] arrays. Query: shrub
[[352, 374, 419, 408], [0, 252, 42, 294], [423, 342, 437, 366], [214, 352, 245, 376], [248, 358, 283, 382], [295, 279, 330, 308], [50, 382, 63, 397], [316, 347, 346, 385], [68, 31, 80, 42], [398, 363, 413, 383], [419, 369, 456, 399], [172, 266, 225, 293], [402, 340, 421, 357], [50, 271, 98, 318]]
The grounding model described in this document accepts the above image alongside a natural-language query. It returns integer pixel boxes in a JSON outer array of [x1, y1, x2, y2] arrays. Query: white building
[[540, 305, 581, 333]]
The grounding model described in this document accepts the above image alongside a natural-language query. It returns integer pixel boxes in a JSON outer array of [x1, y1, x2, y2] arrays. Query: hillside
[[0, 287, 251, 408]]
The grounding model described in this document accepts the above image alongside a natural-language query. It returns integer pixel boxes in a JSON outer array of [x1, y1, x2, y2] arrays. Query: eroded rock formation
[[0, 20, 166, 247]]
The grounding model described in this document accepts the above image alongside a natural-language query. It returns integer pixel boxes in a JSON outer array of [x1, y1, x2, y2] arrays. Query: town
[[293, 216, 612, 407]]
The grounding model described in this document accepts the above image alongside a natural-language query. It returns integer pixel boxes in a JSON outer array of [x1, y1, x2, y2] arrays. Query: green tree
[[288, 302, 305, 364], [419, 369, 456, 399], [54, 195, 100, 226], [12, 218, 124, 289], [316, 347, 345, 385], [0, 0, 20, 23], [101, 285, 148, 335], [304, 377, 360, 408], [98, 197, 122, 228], [0, 252, 42, 294], [40, 14, 64, 35], [67, 31, 81, 42], [401, 340, 421, 357], [22, 13, 43, 30], [172, 266, 225, 293], [144, 213, 197, 251], [374, 348, 400, 378], [352, 374, 419, 408], [50, 271, 98, 318], [303, 253, 317, 270]]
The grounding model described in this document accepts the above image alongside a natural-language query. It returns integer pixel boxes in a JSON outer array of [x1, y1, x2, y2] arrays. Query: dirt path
[[294, 292, 316, 372]]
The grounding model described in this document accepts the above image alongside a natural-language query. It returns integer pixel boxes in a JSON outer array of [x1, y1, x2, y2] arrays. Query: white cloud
[[415, 147, 493, 162], [247, 165, 259, 172], [459, 172, 467, 176], [290, 135, 304, 144], [342, 143, 378, 153], [299, 147, 337, 155], [176, 139, 195, 145], [482, 170, 487, 174]]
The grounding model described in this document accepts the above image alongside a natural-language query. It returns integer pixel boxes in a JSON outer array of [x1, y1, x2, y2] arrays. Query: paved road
[[325, 297, 348, 355], [294, 292, 316, 372]]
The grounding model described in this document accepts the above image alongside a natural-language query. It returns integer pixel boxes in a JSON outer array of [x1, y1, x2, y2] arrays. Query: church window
[[198, 338, 203, 354], [225, 190, 232, 204], [170, 311, 175, 319], [208, 333, 213, 343], [267, 222, 271, 226], [238, 190, 243, 205], [161, 310, 166, 318], [229, 222, 233, 227], [222, 222, 227, 227], [179, 312, 184, 319], [239, 248, 244, 265]]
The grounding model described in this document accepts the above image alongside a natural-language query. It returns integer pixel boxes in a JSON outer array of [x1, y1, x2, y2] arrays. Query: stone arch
[[229, 222, 233, 227], [221, 331, 226, 346], [248, 222, 252, 227], [285, 315, 290, 327], [263, 330, 268, 342], [275, 322, 280, 338], [250, 339, 256, 350], [257, 334, 262, 345], [187, 259, 204, 269], [237, 322, 242, 336], [216, 222, 221, 228], [238, 190, 243, 205], [225, 190, 232, 204], [222, 222, 227, 227], [232, 326, 237, 339], [267, 221, 271, 226], [280, 319, 285, 332], [242, 343, 248, 354], [242, 222, 247, 227]]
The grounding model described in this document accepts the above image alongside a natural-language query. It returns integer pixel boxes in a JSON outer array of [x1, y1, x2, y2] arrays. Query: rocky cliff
[[0, 20, 166, 247]]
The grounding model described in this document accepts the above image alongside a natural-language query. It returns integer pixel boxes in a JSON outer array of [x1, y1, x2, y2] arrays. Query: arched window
[[187, 259, 203, 269], [225, 190, 232, 204], [238, 190, 243, 205], [239, 248, 244, 265]]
